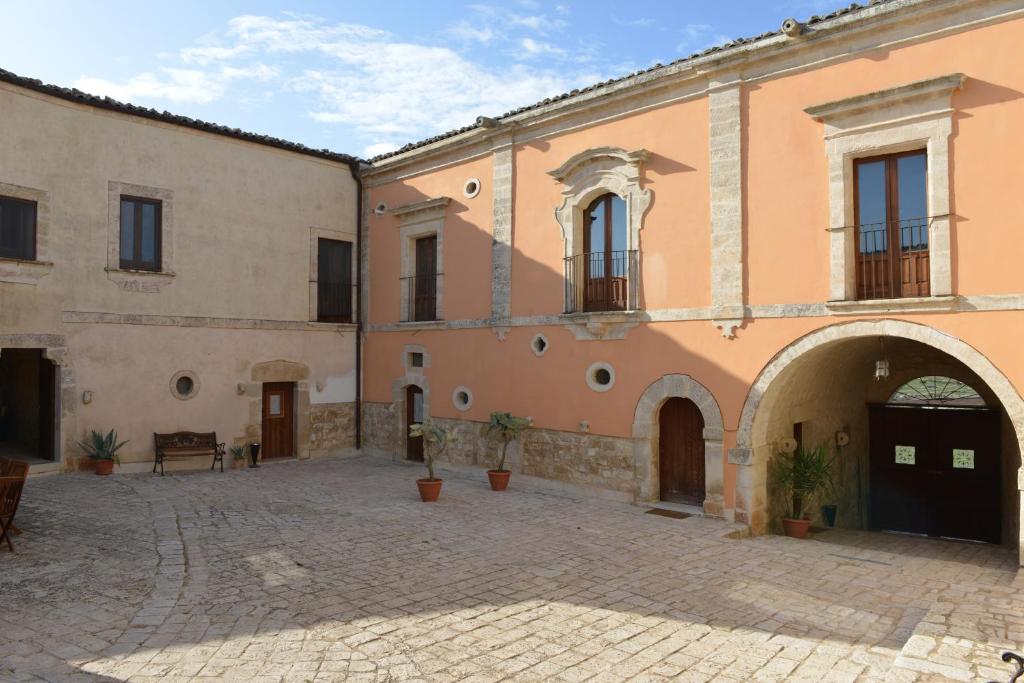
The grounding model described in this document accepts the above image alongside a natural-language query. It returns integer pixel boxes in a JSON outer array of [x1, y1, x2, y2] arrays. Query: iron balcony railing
[[855, 217, 930, 300], [316, 282, 357, 323], [401, 272, 441, 322], [564, 250, 638, 314]]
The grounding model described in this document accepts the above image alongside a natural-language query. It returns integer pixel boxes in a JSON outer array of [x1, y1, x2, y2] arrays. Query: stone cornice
[[804, 73, 966, 121], [391, 197, 450, 226], [363, 0, 1017, 177], [547, 147, 650, 182]]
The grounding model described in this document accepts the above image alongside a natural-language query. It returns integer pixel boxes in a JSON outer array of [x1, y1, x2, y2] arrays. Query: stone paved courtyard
[[2, 456, 1022, 682]]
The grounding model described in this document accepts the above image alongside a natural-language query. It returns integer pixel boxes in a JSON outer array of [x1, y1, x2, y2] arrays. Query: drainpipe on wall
[[347, 159, 364, 450]]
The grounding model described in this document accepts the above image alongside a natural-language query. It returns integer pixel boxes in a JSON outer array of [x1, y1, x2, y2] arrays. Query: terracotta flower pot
[[417, 478, 443, 502], [782, 517, 811, 539], [487, 469, 511, 491], [94, 459, 114, 476]]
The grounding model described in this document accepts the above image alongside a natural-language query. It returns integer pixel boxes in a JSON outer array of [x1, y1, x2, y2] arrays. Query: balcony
[[401, 272, 440, 322], [316, 282, 357, 324], [856, 217, 930, 300], [564, 250, 638, 314]]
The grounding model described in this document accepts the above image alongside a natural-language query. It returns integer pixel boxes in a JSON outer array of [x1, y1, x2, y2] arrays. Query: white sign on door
[[952, 448, 975, 469], [894, 445, 916, 465]]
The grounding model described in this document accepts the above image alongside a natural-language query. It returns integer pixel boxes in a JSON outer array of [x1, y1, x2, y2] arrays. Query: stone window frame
[[452, 385, 473, 411], [169, 370, 200, 400], [401, 344, 430, 375], [0, 181, 53, 285], [585, 361, 616, 393], [106, 180, 175, 292], [308, 226, 357, 324], [805, 74, 965, 307], [392, 197, 448, 323], [549, 147, 652, 314]]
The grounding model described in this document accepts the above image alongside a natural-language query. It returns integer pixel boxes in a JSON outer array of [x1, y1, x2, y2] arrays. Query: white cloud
[[74, 12, 610, 155], [675, 23, 731, 54]]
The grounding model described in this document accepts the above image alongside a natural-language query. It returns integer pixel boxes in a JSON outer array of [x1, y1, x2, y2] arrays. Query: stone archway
[[730, 319, 1024, 563], [633, 374, 726, 517], [0, 334, 75, 467]]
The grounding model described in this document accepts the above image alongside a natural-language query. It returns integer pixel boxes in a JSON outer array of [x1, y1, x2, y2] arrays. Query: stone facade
[[309, 402, 357, 458]]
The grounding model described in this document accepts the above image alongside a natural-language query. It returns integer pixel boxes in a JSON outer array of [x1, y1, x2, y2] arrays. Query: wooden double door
[[868, 404, 1000, 543], [658, 398, 705, 506], [261, 382, 295, 459]]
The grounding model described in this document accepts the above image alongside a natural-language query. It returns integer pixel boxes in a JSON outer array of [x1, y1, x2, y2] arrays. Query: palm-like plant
[[486, 412, 532, 472], [771, 444, 836, 520], [409, 420, 454, 481], [229, 445, 246, 461], [77, 429, 128, 464]]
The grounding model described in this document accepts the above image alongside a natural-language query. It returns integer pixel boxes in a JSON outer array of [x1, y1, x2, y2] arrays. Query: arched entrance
[[633, 374, 725, 517], [658, 398, 705, 506], [732, 320, 1023, 559]]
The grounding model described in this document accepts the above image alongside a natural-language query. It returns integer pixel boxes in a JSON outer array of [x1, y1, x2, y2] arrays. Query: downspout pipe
[[347, 159, 364, 450]]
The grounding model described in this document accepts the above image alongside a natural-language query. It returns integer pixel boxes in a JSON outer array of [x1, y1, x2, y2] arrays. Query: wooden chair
[[0, 458, 28, 551]]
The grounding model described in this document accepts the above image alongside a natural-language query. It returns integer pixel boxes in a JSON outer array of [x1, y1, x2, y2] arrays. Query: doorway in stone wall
[[658, 397, 705, 506], [261, 382, 295, 459], [405, 385, 424, 462], [0, 348, 57, 463]]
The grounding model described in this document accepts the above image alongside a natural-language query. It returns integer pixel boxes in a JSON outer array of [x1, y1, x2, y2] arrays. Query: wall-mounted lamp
[[81, 390, 93, 404]]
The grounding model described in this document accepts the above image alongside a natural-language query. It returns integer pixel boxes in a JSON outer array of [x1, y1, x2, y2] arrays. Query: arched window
[[888, 376, 985, 407], [573, 193, 633, 312]]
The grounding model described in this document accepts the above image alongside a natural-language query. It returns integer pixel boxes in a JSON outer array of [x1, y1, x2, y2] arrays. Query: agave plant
[[486, 412, 532, 472], [77, 429, 128, 464], [408, 420, 454, 481], [771, 444, 836, 520], [229, 445, 246, 461]]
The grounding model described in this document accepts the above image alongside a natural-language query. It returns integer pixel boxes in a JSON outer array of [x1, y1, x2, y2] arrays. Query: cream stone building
[[0, 71, 361, 473], [4, 0, 1024, 566], [360, 0, 1024, 565]]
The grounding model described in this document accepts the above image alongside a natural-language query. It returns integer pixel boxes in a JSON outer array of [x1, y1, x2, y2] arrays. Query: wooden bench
[[153, 432, 225, 476], [0, 456, 28, 551]]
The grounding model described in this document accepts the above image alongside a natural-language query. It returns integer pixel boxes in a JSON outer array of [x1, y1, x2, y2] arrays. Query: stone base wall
[[361, 406, 636, 496], [363, 401, 399, 454], [309, 401, 356, 457]]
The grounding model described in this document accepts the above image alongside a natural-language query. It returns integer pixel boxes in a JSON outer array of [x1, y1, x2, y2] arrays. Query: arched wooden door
[[405, 385, 424, 462], [659, 397, 705, 506]]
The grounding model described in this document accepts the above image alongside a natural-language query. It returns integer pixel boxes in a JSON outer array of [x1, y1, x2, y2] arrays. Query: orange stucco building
[[359, 0, 1024, 562]]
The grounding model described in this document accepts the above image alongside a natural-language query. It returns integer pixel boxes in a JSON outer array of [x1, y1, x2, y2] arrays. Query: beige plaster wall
[[0, 82, 359, 470]]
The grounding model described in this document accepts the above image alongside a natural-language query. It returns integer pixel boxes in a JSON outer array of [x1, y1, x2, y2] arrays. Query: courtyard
[[1, 456, 1022, 682]]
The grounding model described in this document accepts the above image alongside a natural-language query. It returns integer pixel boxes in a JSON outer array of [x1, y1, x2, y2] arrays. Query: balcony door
[[582, 193, 628, 312], [854, 151, 929, 300], [413, 235, 437, 322]]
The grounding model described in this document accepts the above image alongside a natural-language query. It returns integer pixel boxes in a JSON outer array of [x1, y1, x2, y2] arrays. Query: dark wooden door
[[262, 382, 295, 459], [869, 405, 1000, 543], [39, 356, 56, 461], [414, 236, 437, 321], [406, 385, 424, 462], [659, 398, 705, 506]]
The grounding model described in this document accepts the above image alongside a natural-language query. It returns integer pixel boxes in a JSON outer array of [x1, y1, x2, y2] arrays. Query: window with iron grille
[[0, 195, 37, 261], [854, 151, 929, 300], [317, 238, 354, 323]]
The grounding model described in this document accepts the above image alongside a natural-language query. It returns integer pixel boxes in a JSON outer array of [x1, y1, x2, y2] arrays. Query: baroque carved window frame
[[805, 74, 965, 308]]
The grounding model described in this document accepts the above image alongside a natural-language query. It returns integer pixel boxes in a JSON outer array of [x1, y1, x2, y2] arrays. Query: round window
[[463, 178, 481, 199], [530, 333, 549, 357], [170, 371, 200, 400], [374, 202, 388, 216], [585, 362, 615, 393], [452, 385, 473, 411]]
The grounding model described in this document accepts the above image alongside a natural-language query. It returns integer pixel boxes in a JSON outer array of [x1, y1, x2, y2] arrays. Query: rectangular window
[[0, 195, 37, 261], [316, 238, 353, 323], [119, 196, 162, 272], [412, 235, 437, 322], [854, 151, 928, 300], [410, 352, 424, 368]]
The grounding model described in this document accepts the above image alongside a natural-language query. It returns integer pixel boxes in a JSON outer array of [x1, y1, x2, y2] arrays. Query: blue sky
[[1, 0, 842, 158]]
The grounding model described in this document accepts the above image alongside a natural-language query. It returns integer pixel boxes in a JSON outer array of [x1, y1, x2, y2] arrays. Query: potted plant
[[485, 412, 532, 491], [77, 429, 128, 476], [229, 445, 246, 470], [408, 420, 453, 502], [771, 444, 836, 539]]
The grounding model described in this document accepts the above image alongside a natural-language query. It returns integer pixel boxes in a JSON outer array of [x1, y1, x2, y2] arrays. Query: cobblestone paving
[[1, 456, 1021, 682]]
